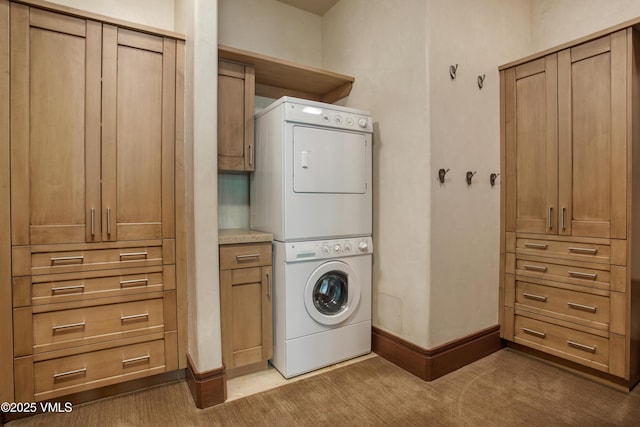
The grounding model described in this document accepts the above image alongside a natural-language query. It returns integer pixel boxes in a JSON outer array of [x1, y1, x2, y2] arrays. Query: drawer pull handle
[[52, 321, 86, 331], [50, 256, 84, 265], [122, 355, 151, 365], [524, 242, 548, 249], [567, 340, 596, 353], [51, 284, 85, 294], [522, 327, 546, 338], [120, 252, 148, 260], [568, 301, 597, 313], [569, 247, 598, 255], [524, 264, 548, 272], [568, 271, 597, 280], [236, 253, 261, 260], [53, 367, 87, 379], [120, 278, 149, 288], [523, 292, 547, 302], [121, 313, 149, 321]]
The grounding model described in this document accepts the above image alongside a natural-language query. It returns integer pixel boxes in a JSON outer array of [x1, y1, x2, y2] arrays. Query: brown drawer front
[[33, 299, 164, 353], [515, 281, 609, 329], [515, 258, 609, 289], [516, 238, 610, 264], [34, 339, 165, 400], [220, 243, 272, 270], [31, 246, 163, 275], [514, 316, 609, 371], [32, 271, 164, 306]]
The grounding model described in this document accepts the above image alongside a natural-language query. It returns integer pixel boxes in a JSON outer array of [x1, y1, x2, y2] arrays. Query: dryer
[[271, 237, 372, 378], [250, 97, 373, 241]]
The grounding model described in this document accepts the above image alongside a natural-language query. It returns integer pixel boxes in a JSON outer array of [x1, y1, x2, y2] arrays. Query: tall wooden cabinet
[[500, 27, 640, 388], [2, 1, 185, 403]]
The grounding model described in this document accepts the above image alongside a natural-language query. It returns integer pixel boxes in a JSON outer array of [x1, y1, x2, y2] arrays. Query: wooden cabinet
[[219, 242, 273, 370], [218, 60, 255, 172], [500, 27, 640, 388], [4, 2, 185, 403]]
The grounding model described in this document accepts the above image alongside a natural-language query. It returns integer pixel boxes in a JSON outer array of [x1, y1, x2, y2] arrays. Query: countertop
[[218, 229, 274, 245]]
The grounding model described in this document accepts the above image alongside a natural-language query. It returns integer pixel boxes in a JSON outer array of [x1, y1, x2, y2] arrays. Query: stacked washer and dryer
[[250, 97, 373, 378]]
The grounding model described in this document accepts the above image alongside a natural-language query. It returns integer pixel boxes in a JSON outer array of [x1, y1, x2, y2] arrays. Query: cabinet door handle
[[52, 321, 86, 331], [524, 242, 548, 249], [567, 340, 596, 353], [107, 208, 112, 236], [568, 271, 597, 280], [524, 264, 548, 272], [122, 355, 151, 365], [523, 292, 547, 302], [120, 313, 149, 321], [120, 252, 148, 260], [568, 247, 597, 255], [53, 367, 87, 379], [120, 278, 149, 288], [50, 284, 85, 294], [522, 327, 546, 338], [249, 144, 253, 167], [50, 256, 84, 265], [567, 301, 597, 313], [561, 207, 566, 230], [90, 208, 95, 237], [548, 207, 553, 230], [266, 272, 271, 298], [236, 253, 260, 260]]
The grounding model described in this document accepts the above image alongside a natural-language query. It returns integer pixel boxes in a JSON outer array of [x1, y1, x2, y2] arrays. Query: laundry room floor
[[226, 352, 377, 401]]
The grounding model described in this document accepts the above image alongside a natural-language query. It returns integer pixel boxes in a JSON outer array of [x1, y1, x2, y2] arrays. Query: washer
[[271, 237, 372, 378], [251, 96, 373, 241]]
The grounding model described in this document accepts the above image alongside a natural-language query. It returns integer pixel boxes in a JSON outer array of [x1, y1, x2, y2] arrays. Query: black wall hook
[[438, 168, 450, 184], [490, 173, 500, 187], [466, 171, 477, 185], [449, 64, 458, 80]]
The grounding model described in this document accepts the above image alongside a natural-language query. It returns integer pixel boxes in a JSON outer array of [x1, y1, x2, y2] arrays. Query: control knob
[[358, 118, 368, 128], [333, 244, 341, 253], [358, 241, 369, 252], [344, 243, 352, 253], [321, 245, 330, 255]]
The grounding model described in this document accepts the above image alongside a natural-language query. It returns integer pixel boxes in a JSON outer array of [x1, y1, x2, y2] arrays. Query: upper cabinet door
[[10, 5, 101, 245], [101, 26, 176, 242], [558, 31, 627, 239], [504, 55, 558, 234]]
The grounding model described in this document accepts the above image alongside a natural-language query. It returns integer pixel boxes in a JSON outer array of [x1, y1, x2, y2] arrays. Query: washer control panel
[[286, 237, 373, 262]]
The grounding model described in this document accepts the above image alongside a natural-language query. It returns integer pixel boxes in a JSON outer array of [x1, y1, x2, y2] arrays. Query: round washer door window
[[304, 261, 361, 326]]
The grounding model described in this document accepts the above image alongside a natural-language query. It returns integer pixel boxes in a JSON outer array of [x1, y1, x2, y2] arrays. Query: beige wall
[[323, 0, 432, 347], [530, 0, 640, 53]]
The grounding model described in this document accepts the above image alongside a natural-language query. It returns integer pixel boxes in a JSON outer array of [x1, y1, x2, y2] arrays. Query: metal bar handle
[[569, 247, 598, 255], [107, 208, 112, 235], [522, 327, 546, 338], [50, 256, 84, 265], [120, 252, 148, 259], [53, 367, 87, 379], [249, 144, 253, 167], [120, 313, 149, 321], [91, 208, 95, 237], [567, 340, 596, 353], [236, 253, 261, 260], [562, 207, 566, 230], [568, 271, 598, 280], [51, 284, 85, 293], [548, 207, 553, 230], [524, 264, 548, 272], [122, 355, 151, 365], [523, 292, 547, 302], [52, 321, 86, 331], [524, 242, 548, 249], [266, 272, 271, 298], [120, 278, 149, 288], [568, 301, 597, 313]]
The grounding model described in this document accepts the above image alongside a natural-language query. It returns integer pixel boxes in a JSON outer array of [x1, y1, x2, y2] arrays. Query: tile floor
[[226, 352, 378, 401]]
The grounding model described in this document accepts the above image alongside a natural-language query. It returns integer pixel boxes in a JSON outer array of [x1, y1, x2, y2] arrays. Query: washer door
[[304, 260, 361, 326]]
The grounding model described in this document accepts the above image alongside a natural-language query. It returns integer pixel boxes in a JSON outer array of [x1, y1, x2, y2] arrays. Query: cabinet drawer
[[31, 270, 164, 306], [514, 315, 608, 371], [34, 339, 165, 401], [516, 237, 610, 264], [515, 281, 609, 330], [30, 246, 163, 276], [33, 299, 164, 354], [515, 256, 610, 290], [220, 243, 272, 270]]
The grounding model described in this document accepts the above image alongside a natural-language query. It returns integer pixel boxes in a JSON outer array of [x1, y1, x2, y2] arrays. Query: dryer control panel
[[282, 99, 372, 133], [285, 236, 373, 262]]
